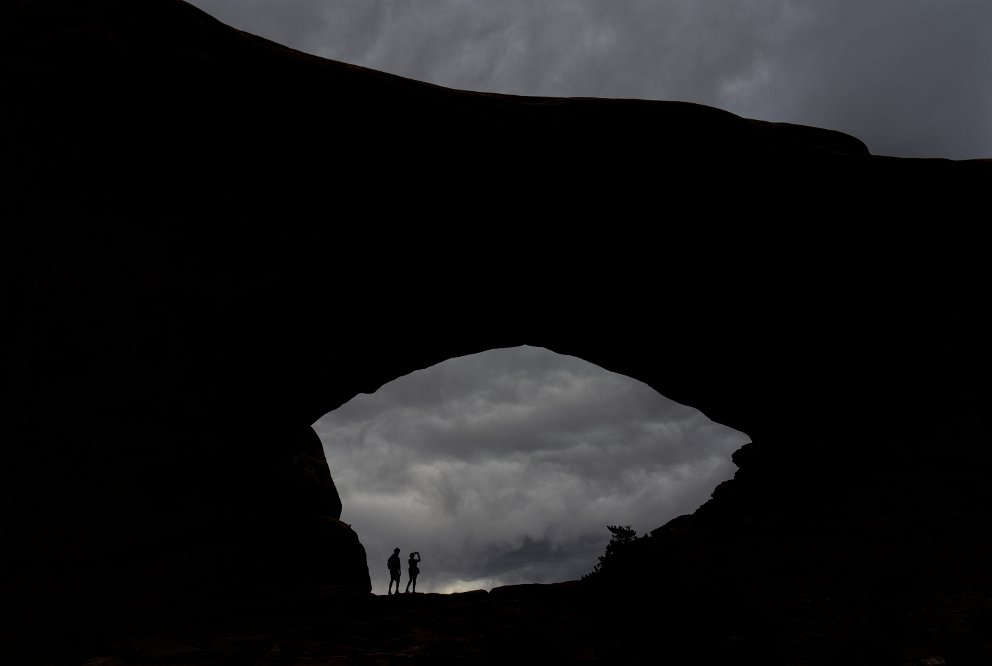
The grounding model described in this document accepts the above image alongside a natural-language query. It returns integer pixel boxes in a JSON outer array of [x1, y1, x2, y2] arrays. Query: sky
[[186, 0, 992, 159], [313, 346, 748, 594]]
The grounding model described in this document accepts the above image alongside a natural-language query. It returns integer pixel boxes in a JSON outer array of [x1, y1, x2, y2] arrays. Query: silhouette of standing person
[[405, 551, 421, 593], [387, 547, 402, 595]]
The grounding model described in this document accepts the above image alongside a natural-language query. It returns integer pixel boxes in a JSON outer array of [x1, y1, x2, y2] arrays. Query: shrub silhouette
[[586, 524, 641, 579]]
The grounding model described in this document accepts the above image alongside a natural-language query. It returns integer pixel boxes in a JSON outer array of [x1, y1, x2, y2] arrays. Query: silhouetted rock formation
[[3, 1, 990, 664], [4, 0, 988, 222]]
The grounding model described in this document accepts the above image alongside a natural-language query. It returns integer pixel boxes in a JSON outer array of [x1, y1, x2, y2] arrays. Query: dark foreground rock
[[64, 583, 768, 665], [2, 1, 990, 664]]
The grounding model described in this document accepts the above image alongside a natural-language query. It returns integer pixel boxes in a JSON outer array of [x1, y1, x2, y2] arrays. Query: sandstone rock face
[[3, 1, 990, 663]]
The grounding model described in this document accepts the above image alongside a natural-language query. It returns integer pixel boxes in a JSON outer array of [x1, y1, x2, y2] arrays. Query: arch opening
[[313, 345, 749, 594]]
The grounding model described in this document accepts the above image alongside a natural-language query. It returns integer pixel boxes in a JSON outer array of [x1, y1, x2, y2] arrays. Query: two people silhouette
[[387, 548, 422, 595]]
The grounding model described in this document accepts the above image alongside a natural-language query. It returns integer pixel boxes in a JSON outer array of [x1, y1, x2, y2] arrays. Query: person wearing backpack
[[387, 547, 402, 595]]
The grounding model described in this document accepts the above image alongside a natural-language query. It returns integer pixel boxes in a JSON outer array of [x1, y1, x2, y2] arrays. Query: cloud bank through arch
[[188, 0, 992, 159], [314, 346, 748, 594]]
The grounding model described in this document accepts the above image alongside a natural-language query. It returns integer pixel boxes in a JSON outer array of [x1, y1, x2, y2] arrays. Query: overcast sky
[[187, 0, 991, 159], [313, 346, 747, 594]]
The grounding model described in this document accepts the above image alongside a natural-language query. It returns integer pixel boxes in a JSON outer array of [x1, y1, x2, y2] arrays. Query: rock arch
[[3, 1, 988, 659]]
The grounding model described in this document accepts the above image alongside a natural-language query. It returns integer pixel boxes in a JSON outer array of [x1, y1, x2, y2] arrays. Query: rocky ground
[[73, 583, 641, 665]]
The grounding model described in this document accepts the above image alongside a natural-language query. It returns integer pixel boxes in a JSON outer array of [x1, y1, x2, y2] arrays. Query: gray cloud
[[189, 0, 991, 159], [313, 346, 746, 594]]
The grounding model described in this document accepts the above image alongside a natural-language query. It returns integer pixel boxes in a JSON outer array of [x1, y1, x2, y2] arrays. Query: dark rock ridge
[[2, 0, 990, 663], [3, 0, 988, 222]]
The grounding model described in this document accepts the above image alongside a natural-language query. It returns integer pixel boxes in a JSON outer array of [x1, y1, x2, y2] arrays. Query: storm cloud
[[187, 0, 991, 159], [313, 346, 747, 594]]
